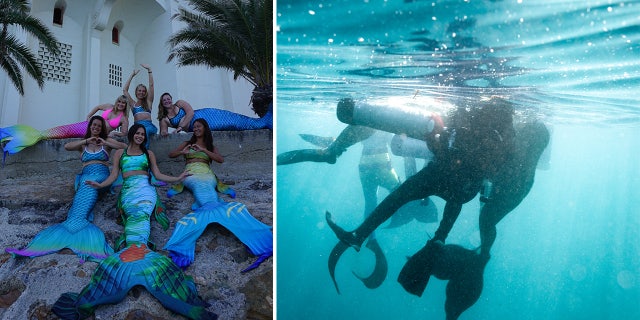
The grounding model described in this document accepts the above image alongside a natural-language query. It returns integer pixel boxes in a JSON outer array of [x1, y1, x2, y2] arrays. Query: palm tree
[[0, 0, 60, 95], [167, 0, 272, 117]]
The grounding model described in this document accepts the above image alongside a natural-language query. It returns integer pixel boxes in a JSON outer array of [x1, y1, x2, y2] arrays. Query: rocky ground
[[0, 130, 273, 320]]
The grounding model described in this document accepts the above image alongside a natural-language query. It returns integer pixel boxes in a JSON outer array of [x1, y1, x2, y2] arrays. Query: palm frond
[[0, 0, 59, 96], [0, 52, 25, 94]]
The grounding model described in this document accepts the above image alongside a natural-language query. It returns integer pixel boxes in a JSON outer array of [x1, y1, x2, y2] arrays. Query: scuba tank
[[336, 98, 442, 141]]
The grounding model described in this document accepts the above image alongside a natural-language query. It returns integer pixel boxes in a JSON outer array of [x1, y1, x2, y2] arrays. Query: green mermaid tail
[[1, 121, 88, 155], [53, 173, 217, 319], [52, 244, 217, 320]]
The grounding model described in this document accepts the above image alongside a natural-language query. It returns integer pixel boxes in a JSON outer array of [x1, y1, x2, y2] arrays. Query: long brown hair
[[186, 118, 214, 152], [157, 92, 172, 121], [85, 116, 109, 139]]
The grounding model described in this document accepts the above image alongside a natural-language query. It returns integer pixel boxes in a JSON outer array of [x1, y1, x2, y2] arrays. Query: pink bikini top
[[101, 108, 124, 128]]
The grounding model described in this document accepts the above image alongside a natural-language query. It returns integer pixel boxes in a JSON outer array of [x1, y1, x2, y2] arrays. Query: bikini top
[[119, 149, 149, 172], [168, 107, 186, 128], [82, 146, 109, 163], [185, 149, 210, 162], [132, 105, 150, 116], [101, 108, 123, 128]]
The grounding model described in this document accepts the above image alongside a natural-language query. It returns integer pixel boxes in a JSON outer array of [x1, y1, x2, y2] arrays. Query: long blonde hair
[[135, 84, 151, 112], [113, 94, 130, 117]]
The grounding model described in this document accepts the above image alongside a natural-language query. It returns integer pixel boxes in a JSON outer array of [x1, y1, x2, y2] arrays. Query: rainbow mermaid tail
[[5, 164, 114, 262], [1, 121, 88, 154], [52, 243, 217, 320], [187, 106, 272, 131], [163, 201, 273, 272]]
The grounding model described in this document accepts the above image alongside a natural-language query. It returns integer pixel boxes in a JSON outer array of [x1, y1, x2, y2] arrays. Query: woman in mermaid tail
[[5, 116, 126, 262], [85, 95, 130, 138], [157, 92, 272, 137], [124, 64, 156, 147], [163, 119, 273, 272], [52, 123, 217, 320]]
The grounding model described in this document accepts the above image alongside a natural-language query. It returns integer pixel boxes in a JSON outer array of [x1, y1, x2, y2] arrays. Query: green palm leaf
[[168, 0, 272, 116], [0, 0, 60, 95]]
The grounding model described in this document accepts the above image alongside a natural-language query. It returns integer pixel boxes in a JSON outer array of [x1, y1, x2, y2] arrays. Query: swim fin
[[352, 238, 388, 289], [299, 134, 335, 148], [397, 239, 442, 297], [328, 241, 350, 294], [277, 149, 336, 165]]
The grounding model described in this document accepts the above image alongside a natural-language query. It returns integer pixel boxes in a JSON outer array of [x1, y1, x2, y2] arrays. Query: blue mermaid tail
[[5, 164, 114, 262], [52, 243, 217, 320], [163, 162, 272, 270], [186, 106, 272, 132], [164, 201, 273, 271]]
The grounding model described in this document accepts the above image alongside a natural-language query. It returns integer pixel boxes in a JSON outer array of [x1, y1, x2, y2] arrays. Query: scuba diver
[[325, 96, 516, 296]]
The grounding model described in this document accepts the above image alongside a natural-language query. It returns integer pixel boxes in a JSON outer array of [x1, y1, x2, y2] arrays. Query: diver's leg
[[328, 125, 376, 157], [327, 166, 433, 249], [433, 201, 463, 243]]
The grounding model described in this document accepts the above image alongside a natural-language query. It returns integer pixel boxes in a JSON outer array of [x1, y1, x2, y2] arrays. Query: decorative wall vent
[[108, 64, 122, 87], [37, 42, 72, 84]]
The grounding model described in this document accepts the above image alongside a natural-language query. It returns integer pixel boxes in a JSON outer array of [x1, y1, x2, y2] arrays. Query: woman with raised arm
[[124, 64, 156, 147]]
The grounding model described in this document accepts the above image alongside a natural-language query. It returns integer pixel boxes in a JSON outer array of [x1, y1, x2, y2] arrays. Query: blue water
[[276, 1, 640, 319]]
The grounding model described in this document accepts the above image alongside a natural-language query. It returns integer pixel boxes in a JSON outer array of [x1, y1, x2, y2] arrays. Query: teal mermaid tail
[[52, 243, 217, 320], [1, 121, 88, 154], [187, 106, 272, 131], [168, 175, 236, 207], [5, 164, 113, 262], [164, 200, 273, 271]]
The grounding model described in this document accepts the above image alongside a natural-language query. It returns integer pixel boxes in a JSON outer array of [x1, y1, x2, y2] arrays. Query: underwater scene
[[276, 1, 640, 319]]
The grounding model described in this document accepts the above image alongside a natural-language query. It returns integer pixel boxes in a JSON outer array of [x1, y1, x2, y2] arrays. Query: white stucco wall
[[0, 0, 257, 131]]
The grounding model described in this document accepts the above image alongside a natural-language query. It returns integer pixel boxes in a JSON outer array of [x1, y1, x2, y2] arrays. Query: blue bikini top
[[81, 146, 109, 163], [168, 108, 186, 128], [132, 105, 150, 115]]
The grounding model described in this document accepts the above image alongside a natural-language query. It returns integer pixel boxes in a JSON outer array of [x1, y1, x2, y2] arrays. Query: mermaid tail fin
[[241, 252, 273, 273], [1, 121, 88, 156], [259, 105, 273, 130], [214, 173, 236, 198], [164, 201, 273, 270], [5, 219, 114, 263], [168, 183, 185, 198], [54, 244, 216, 320], [0, 124, 44, 154], [52, 292, 92, 320]]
